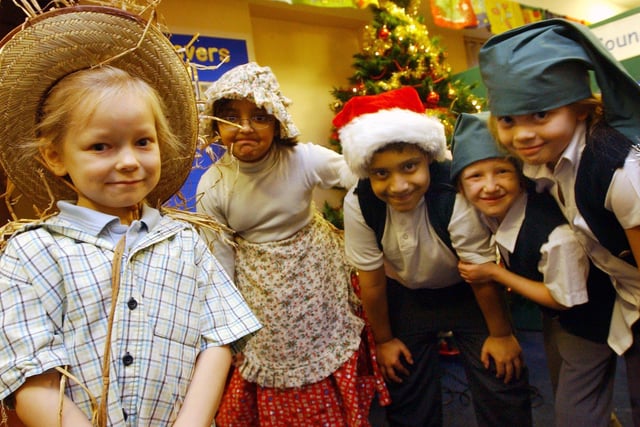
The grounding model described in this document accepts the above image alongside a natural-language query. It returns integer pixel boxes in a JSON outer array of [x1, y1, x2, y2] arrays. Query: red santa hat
[[333, 86, 446, 178]]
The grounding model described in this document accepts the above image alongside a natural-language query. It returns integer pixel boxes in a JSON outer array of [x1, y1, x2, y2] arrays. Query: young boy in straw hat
[[0, 5, 260, 426], [479, 18, 640, 426], [334, 86, 532, 427], [451, 112, 616, 427]]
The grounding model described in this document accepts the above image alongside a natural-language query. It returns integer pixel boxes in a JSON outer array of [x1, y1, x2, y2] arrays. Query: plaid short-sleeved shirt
[[0, 204, 260, 425]]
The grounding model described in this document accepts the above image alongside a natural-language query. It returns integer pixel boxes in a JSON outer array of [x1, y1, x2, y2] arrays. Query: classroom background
[[1, 0, 639, 425]]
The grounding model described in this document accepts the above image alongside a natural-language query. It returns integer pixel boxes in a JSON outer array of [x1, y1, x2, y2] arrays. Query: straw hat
[[0, 5, 198, 212]]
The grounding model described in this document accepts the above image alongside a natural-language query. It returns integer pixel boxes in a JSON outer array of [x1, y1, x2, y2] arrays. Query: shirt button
[[402, 233, 409, 240], [127, 297, 138, 310], [122, 353, 134, 366]]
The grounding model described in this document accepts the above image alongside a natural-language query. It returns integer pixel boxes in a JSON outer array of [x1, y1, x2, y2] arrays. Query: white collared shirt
[[523, 122, 640, 354], [484, 192, 589, 308], [344, 191, 494, 290]]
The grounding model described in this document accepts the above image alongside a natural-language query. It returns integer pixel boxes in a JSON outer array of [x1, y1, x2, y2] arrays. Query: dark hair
[[213, 98, 298, 147], [373, 141, 430, 156]]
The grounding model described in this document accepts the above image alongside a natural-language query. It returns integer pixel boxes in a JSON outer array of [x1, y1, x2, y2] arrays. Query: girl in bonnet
[[196, 62, 383, 425], [479, 18, 640, 426]]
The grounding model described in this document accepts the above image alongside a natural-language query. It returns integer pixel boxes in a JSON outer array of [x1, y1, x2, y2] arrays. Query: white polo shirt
[[344, 190, 494, 290]]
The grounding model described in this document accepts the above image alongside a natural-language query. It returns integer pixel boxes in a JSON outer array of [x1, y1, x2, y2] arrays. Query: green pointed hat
[[479, 18, 640, 143], [450, 112, 509, 181]]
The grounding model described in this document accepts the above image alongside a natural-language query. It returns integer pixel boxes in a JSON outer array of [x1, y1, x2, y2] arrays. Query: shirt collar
[[492, 192, 527, 255], [57, 201, 160, 237], [522, 121, 586, 191]]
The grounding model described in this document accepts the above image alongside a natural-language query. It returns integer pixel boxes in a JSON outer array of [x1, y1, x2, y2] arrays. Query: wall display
[[454, 7, 640, 100]]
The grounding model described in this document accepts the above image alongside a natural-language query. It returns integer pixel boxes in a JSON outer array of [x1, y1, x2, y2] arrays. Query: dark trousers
[[542, 314, 616, 427], [384, 279, 532, 427], [624, 320, 640, 427]]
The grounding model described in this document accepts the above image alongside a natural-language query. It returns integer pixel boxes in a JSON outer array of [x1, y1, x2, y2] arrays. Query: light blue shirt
[[0, 203, 261, 425]]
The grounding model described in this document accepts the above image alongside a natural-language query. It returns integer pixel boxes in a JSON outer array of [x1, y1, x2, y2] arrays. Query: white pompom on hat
[[333, 86, 446, 178]]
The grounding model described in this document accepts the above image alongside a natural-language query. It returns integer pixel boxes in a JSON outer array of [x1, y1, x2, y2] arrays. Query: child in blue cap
[[479, 18, 640, 426], [335, 87, 532, 427], [451, 112, 616, 427]]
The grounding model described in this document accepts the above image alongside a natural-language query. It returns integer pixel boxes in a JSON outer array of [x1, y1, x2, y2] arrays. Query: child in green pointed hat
[[479, 18, 640, 425], [452, 112, 617, 427]]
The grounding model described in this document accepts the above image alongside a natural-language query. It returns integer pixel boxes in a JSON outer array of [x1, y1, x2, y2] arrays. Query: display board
[[455, 7, 640, 99]]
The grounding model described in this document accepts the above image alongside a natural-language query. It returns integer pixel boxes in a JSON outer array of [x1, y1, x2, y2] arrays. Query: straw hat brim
[[0, 5, 198, 211]]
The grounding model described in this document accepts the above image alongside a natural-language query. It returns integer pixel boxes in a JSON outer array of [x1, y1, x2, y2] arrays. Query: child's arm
[[458, 261, 567, 310], [14, 370, 92, 427], [468, 281, 524, 384], [173, 345, 232, 427], [195, 171, 236, 279], [449, 195, 523, 383], [306, 143, 359, 190], [608, 156, 640, 270], [358, 267, 413, 384]]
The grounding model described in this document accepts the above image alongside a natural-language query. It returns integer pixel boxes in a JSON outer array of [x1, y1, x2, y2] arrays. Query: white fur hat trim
[[338, 108, 446, 178]]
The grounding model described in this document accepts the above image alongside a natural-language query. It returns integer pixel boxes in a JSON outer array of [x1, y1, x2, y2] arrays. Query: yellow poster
[[485, 0, 525, 34], [469, 0, 489, 28], [521, 6, 544, 24]]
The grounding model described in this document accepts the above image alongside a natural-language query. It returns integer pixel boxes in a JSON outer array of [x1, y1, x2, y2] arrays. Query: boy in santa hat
[[334, 86, 532, 426]]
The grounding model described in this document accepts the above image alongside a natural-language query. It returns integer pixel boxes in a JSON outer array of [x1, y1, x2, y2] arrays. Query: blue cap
[[450, 112, 509, 181], [479, 18, 640, 144]]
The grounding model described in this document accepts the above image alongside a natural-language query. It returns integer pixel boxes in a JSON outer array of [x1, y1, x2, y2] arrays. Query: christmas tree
[[324, 0, 485, 227], [329, 0, 485, 150]]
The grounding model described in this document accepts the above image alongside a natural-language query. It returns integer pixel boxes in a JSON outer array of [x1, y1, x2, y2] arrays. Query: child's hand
[[458, 261, 495, 285], [375, 338, 414, 383], [480, 334, 524, 384]]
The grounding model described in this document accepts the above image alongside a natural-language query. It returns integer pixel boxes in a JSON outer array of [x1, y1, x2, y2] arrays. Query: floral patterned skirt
[[233, 215, 364, 388], [216, 273, 391, 426]]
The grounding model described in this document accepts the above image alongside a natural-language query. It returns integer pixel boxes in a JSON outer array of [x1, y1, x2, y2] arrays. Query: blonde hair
[[29, 66, 181, 169], [573, 95, 604, 127]]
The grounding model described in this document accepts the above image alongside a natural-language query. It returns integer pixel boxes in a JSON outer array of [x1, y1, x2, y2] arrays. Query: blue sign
[[170, 33, 249, 83]]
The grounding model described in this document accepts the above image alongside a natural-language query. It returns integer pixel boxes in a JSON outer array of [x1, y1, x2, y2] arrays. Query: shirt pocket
[[145, 258, 202, 348]]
